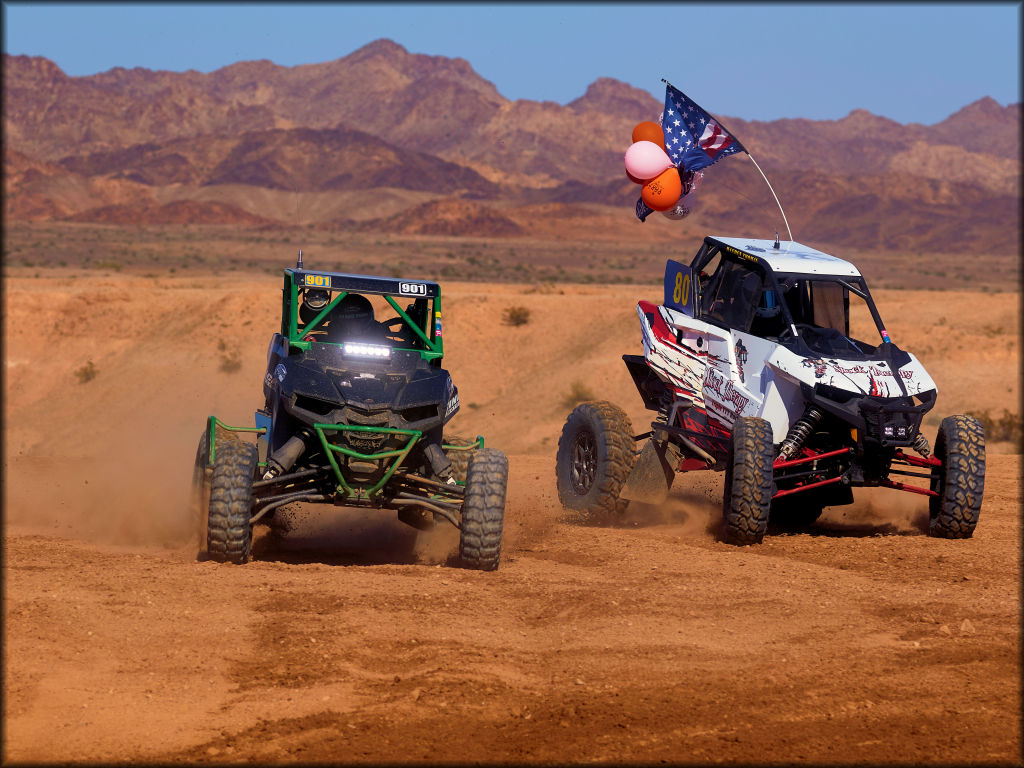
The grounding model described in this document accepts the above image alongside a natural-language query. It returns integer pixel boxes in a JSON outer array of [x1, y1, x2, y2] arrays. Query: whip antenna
[[293, 188, 306, 268]]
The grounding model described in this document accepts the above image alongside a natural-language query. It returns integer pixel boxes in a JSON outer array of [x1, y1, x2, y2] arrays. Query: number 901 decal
[[304, 274, 331, 288], [399, 282, 427, 296]]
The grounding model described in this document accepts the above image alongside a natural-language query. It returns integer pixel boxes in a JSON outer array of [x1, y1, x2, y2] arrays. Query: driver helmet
[[330, 293, 374, 331], [755, 288, 781, 318], [298, 288, 330, 325]]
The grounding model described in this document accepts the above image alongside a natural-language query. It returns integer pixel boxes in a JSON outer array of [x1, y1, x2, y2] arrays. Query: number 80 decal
[[664, 260, 695, 316], [673, 272, 690, 305]]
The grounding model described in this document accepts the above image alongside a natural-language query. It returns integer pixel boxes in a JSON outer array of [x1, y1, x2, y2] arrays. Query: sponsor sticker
[[802, 358, 828, 378], [703, 367, 750, 414], [274, 363, 287, 382], [445, 393, 460, 417], [725, 245, 758, 263], [734, 339, 747, 383]]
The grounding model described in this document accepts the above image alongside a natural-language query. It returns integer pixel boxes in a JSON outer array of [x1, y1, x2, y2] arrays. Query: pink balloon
[[624, 140, 674, 181]]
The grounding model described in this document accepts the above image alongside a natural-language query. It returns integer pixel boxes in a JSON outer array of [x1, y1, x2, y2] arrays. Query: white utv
[[555, 235, 985, 544]]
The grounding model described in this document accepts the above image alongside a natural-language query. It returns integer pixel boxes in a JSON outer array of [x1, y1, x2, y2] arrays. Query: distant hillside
[[3, 42, 1019, 253], [57, 127, 498, 195]]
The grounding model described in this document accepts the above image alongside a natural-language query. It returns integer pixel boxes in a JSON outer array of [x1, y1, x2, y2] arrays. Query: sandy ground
[[3, 272, 1021, 763]]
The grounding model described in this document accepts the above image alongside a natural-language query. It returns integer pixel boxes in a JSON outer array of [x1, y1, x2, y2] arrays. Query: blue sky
[[2, 2, 1020, 125]]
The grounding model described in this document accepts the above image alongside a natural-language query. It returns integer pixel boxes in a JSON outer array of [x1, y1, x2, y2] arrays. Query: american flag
[[661, 84, 746, 172]]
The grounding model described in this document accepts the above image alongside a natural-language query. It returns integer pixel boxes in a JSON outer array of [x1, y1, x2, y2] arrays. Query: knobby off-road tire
[[555, 401, 636, 523], [207, 441, 258, 564], [459, 448, 508, 571], [192, 428, 213, 554], [192, 423, 241, 555], [929, 415, 985, 539], [444, 435, 479, 483], [722, 417, 774, 545]]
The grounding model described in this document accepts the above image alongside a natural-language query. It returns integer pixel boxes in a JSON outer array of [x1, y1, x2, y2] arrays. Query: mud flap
[[619, 439, 675, 504]]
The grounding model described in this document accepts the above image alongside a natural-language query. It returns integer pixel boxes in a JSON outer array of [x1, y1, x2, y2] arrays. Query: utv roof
[[286, 268, 440, 298], [707, 236, 862, 278]]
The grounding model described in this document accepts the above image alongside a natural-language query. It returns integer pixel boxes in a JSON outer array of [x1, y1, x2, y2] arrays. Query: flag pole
[[745, 154, 793, 243], [661, 78, 794, 243]]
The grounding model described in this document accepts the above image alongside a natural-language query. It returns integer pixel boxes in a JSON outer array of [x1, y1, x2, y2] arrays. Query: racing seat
[[748, 287, 786, 339]]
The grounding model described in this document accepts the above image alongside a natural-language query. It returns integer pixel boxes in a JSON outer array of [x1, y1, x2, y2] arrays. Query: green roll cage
[[281, 268, 444, 361]]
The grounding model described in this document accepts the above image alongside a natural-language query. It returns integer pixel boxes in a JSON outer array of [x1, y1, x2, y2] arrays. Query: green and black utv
[[192, 254, 507, 569]]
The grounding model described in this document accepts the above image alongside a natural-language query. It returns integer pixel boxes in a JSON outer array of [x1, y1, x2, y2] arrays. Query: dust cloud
[[819, 487, 929, 535], [5, 415, 198, 548], [619, 471, 724, 536]]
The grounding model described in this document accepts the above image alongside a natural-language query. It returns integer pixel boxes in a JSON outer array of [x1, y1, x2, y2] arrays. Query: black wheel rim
[[570, 429, 597, 495]]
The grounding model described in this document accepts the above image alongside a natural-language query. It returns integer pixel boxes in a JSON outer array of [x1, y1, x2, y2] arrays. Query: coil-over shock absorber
[[777, 406, 824, 460], [653, 398, 672, 431], [911, 433, 931, 457], [649, 397, 674, 459]]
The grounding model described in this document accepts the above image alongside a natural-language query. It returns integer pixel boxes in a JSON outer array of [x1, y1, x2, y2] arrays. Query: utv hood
[[767, 345, 937, 399], [272, 345, 456, 424]]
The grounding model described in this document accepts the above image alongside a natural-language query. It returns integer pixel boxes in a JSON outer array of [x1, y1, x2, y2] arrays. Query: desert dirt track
[[3, 272, 1021, 764]]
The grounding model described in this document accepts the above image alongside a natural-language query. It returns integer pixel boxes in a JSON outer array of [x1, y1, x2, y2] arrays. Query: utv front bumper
[[802, 382, 936, 450]]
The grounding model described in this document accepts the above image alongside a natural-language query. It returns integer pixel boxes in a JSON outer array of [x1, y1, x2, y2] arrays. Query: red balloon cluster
[[624, 121, 684, 211]]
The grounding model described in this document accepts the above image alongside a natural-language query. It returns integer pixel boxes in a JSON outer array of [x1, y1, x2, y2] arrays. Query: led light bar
[[343, 342, 391, 359]]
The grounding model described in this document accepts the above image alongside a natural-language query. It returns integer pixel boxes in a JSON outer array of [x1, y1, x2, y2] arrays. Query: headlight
[[342, 343, 391, 359], [303, 289, 330, 310]]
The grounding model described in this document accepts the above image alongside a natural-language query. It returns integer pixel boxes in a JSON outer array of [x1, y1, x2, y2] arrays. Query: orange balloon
[[642, 167, 682, 211], [632, 121, 666, 150]]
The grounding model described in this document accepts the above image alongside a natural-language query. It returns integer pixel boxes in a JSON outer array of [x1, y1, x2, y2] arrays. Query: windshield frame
[[765, 269, 891, 359], [687, 239, 898, 359], [770, 271, 886, 336]]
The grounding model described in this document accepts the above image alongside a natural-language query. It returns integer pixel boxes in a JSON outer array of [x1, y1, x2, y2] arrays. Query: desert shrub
[[75, 360, 97, 384], [217, 339, 242, 374], [502, 305, 531, 327], [562, 381, 597, 409], [525, 282, 562, 295], [966, 409, 1022, 452]]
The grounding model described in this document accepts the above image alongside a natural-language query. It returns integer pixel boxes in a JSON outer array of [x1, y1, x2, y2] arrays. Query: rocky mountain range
[[4, 39, 1019, 253]]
